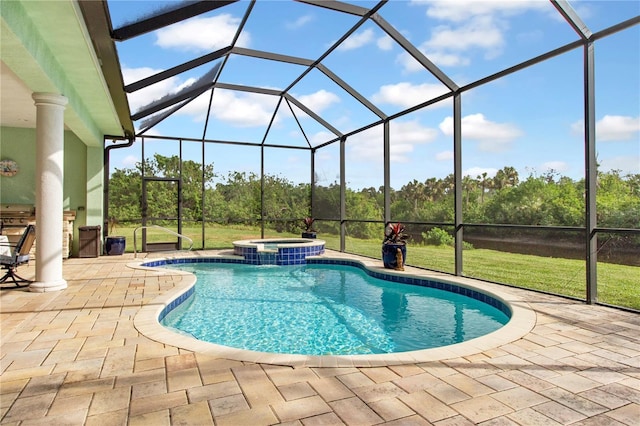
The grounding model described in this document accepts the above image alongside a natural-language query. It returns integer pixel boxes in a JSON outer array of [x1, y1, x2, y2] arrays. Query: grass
[[110, 224, 639, 310]]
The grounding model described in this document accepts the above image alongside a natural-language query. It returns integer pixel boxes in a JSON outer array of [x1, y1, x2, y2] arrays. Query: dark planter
[[302, 232, 317, 239], [105, 236, 126, 255], [382, 243, 406, 269]]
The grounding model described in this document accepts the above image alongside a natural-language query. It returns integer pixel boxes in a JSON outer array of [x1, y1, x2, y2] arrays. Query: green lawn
[[110, 224, 639, 310]]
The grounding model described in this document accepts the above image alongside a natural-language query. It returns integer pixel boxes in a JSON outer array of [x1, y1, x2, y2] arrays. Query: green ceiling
[[0, 0, 125, 146]]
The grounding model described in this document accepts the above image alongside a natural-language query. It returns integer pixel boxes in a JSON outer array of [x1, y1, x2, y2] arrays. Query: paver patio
[[1, 250, 638, 425]]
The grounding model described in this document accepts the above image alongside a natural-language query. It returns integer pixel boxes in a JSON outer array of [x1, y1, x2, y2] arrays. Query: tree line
[[108, 154, 639, 242]]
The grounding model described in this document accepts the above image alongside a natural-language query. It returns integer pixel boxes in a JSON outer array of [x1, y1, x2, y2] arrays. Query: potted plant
[[382, 222, 409, 270], [104, 216, 126, 256], [302, 217, 316, 239]]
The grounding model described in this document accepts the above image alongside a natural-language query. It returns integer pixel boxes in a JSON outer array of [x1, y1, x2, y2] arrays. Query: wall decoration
[[0, 159, 19, 177]]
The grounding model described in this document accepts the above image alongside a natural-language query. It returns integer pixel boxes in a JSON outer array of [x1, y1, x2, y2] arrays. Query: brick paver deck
[[1, 251, 638, 425]]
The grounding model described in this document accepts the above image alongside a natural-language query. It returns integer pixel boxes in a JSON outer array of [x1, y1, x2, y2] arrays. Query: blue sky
[[106, 0, 639, 189]]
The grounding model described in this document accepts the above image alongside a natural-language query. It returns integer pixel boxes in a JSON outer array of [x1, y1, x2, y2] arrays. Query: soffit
[[0, 0, 128, 146]]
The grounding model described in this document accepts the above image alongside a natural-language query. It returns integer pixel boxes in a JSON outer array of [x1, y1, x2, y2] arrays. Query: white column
[[30, 93, 68, 292]]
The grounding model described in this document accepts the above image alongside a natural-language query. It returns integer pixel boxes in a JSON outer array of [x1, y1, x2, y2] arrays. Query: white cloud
[[571, 115, 640, 141], [599, 155, 640, 175], [315, 150, 333, 161], [597, 115, 640, 141], [569, 120, 583, 135], [311, 131, 338, 147], [180, 89, 276, 127], [426, 51, 470, 68], [122, 66, 184, 113], [337, 28, 375, 51], [347, 120, 438, 163], [121, 66, 157, 85], [541, 161, 570, 173], [463, 167, 497, 178], [396, 52, 424, 73], [439, 113, 523, 152], [286, 14, 313, 30], [568, 3, 594, 21], [137, 128, 161, 137], [418, 0, 548, 23], [296, 90, 341, 114], [123, 67, 258, 127], [400, 0, 550, 72], [372, 82, 449, 108], [122, 155, 139, 168], [424, 16, 504, 54], [175, 77, 198, 92], [393, 120, 439, 144], [124, 65, 341, 130], [155, 14, 250, 52], [396, 50, 471, 72], [287, 155, 302, 165], [436, 150, 453, 161], [377, 35, 394, 51]]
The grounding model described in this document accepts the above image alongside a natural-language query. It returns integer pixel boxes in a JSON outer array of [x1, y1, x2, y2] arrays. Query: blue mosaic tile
[[146, 255, 510, 320], [305, 258, 510, 317], [159, 286, 195, 321]]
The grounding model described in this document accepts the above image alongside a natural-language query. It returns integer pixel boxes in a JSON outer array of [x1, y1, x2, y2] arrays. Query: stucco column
[[30, 93, 68, 292]]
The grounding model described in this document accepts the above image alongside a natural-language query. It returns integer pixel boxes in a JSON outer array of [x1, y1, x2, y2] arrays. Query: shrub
[[423, 227, 454, 246], [423, 227, 474, 249]]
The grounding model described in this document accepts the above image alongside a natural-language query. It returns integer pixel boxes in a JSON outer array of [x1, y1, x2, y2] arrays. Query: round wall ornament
[[0, 159, 19, 177]]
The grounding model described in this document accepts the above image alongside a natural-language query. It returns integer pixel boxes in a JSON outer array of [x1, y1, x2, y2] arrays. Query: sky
[[106, 0, 639, 190]]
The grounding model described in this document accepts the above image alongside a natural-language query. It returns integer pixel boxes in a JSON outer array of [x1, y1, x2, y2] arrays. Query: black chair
[[0, 224, 36, 288]]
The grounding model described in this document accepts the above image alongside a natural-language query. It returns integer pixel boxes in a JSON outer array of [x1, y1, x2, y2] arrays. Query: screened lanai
[[89, 1, 639, 311]]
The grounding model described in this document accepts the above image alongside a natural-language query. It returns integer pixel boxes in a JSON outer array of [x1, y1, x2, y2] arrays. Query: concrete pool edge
[[130, 253, 537, 367]]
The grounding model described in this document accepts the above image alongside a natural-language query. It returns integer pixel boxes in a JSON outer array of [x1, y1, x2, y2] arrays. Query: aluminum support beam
[[261, 145, 265, 238], [260, 97, 284, 146], [340, 136, 347, 251], [138, 98, 192, 135], [284, 94, 343, 137], [316, 64, 387, 119], [311, 149, 316, 218], [131, 83, 213, 121], [584, 41, 598, 304], [453, 94, 463, 276], [284, 1, 385, 94], [284, 99, 313, 148], [125, 49, 228, 93], [215, 82, 282, 97], [371, 14, 458, 92], [383, 121, 390, 225], [232, 47, 314, 66], [552, 0, 593, 39], [296, 0, 374, 17], [112, 1, 237, 41]]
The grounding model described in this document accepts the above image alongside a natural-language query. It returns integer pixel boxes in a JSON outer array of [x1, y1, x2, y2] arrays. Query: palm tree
[[462, 175, 476, 206], [477, 172, 492, 204]]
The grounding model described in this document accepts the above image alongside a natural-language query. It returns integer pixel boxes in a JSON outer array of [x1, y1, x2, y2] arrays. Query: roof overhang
[[0, 0, 133, 146]]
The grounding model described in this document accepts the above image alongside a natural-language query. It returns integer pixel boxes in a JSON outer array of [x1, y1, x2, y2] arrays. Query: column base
[[29, 279, 68, 293]]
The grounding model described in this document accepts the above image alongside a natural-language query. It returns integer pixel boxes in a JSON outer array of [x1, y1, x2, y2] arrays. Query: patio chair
[[0, 224, 36, 288]]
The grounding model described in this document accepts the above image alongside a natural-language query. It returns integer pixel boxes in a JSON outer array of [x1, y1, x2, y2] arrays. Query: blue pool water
[[160, 262, 510, 355]]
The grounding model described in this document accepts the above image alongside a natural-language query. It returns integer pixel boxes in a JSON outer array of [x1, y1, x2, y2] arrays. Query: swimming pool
[[160, 262, 510, 355], [133, 255, 536, 366]]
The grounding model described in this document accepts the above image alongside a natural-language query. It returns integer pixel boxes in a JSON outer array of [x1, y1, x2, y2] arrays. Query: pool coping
[[130, 252, 537, 367]]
